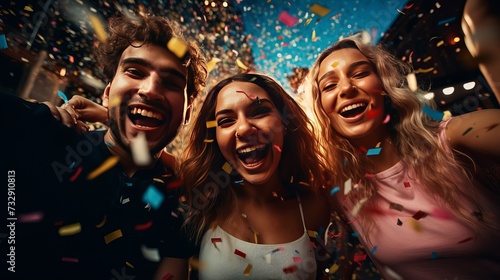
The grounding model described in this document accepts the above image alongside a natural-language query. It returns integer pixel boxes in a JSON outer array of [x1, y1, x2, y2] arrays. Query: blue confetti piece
[[234, 179, 244, 184], [431, 251, 438, 259], [58, 90, 69, 104], [142, 185, 164, 210], [437, 17, 456, 26], [69, 161, 76, 170], [422, 105, 444, 121], [366, 147, 382, 156], [371, 245, 378, 254], [125, 182, 133, 187], [0, 34, 8, 50], [343, 158, 347, 167], [330, 186, 340, 196], [317, 227, 325, 238], [352, 232, 359, 237]]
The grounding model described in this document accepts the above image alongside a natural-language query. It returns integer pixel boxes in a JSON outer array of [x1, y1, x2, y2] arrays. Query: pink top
[[343, 120, 500, 280]]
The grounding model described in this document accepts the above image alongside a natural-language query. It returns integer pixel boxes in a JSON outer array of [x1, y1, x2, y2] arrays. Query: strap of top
[[296, 192, 307, 233]]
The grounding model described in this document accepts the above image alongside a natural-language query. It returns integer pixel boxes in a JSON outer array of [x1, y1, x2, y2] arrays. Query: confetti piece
[[234, 179, 244, 184], [234, 249, 246, 258], [385, 266, 403, 280], [236, 58, 249, 70], [404, 181, 411, 188], [406, 73, 417, 92], [141, 245, 161, 262], [383, 114, 391, 124], [344, 178, 352, 195], [422, 105, 444, 121], [167, 37, 188, 58], [328, 263, 339, 274], [204, 139, 214, 143], [364, 173, 375, 179], [278, 10, 298, 28], [95, 215, 106, 228], [89, 14, 108, 42], [397, 218, 403, 226], [108, 96, 121, 109], [351, 232, 359, 237], [104, 229, 123, 244], [222, 162, 232, 174], [412, 210, 427, 220], [458, 237, 473, 244], [408, 218, 422, 232], [87, 156, 119, 180], [431, 208, 453, 220], [131, 132, 152, 166], [462, 127, 473, 136], [438, 17, 456, 26], [273, 144, 282, 152], [431, 252, 438, 259], [206, 57, 221, 73], [58, 223, 81, 236], [330, 186, 340, 196], [166, 180, 183, 189], [24, 5, 34, 12], [57, 90, 69, 104], [243, 264, 252, 276], [330, 61, 339, 68], [366, 147, 382, 156], [61, 257, 79, 263], [396, 8, 405, 15], [18, 211, 44, 223], [351, 198, 368, 216], [293, 256, 302, 263], [206, 120, 217, 128], [135, 221, 153, 231], [212, 237, 222, 244], [162, 273, 173, 280], [389, 203, 404, 211], [416, 67, 435, 74], [189, 258, 206, 269], [283, 265, 298, 274], [69, 166, 83, 182], [126, 262, 134, 268], [353, 253, 367, 262], [308, 230, 318, 238], [142, 185, 164, 210], [371, 246, 378, 254], [309, 3, 330, 17], [375, 142, 381, 148]]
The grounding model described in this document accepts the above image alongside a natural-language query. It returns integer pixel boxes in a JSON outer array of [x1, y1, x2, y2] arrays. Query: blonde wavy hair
[[180, 73, 328, 243], [306, 37, 487, 242]]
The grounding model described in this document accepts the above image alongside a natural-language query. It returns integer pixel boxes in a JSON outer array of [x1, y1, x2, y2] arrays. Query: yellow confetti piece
[[443, 110, 452, 120], [408, 218, 423, 232], [375, 142, 381, 148], [416, 67, 435, 74], [312, 29, 317, 41], [153, 178, 165, 184], [167, 37, 188, 58], [189, 258, 206, 269], [423, 56, 432, 62], [328, 263, 339, 274], [24, 6, 34, 12], [87, 156, 120, 180], [436, 40, 444, 47], [89, 14, 108, 43], [406, 72, 417, 92], [331, 61, 339, 68], [206, 57, 221, 73], [58, 223, 82, 236], [236, 58, 249, 70], [254, 231, 259, 244], [206, 120, 217, 128], [108, 95, 121, 109], [126, 261, 134, 268], [95, 215, 107, 228], [244, 264, 252, 276], [309, 3, 331, 17], [222, 162, 232, 174], [104, 229, 123, 244], [307, 230, 318, 238], [304, 18, 313, 26], [204, 139, 214, 143]]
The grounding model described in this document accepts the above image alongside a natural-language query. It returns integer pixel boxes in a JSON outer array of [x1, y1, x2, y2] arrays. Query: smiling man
[[1, 14, 206, 279]]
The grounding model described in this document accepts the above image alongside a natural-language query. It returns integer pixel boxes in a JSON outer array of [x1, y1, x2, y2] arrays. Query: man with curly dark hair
[[1, 14, 207, 279]]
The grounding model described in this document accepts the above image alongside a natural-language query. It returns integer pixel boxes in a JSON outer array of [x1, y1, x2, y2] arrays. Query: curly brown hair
[[94, 14, 207, 99]]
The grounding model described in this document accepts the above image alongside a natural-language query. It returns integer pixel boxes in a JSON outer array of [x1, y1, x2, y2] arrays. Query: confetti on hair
[[95, 215, 106, 228], [206, 57, 221, 73], [58, 223, 82, 236], [105, 140, 115, 147], [69, 166, 83, 182], [283, 264, 298, 274], [397, 218, 403, 226], [309, 3, 331, 17], [328, 263, 339, 274], [404, 181, 411, 188], [87, 156, 119, 180], [458, 237, 473, 244], [234, 249, 246, 258], [412, 210, 427, 220], [222, 162, 233, 174], [57, 90, 69, 104], [142, 185, 164, 210], [330, 186, 340, 196], [371, 245, 378, 254], [422, 105, 445, 121], [162, 272, 173, 280], [206, 120, 217, 128], [384, 266, 403, 280], [61, 257, 79, 263], [135, 221, 153, 231], [141, 245, 161, 262], [0, 34, 8, 49], [18, 211, 44, 223], [462, 127, 473, 136], [204, 139, 214, 143], [308, 230, 318, 238], [364, 173, 375, 179], [351, 197, 368, 216], [408, 218, 422, 232], [104, 229, 123, 244], [389, 203, 404, 212], [167, 37, 188, 58], [236, 58, 249, 70], [431, 251, 439, 259], [366, 147, 382, 156], [243, 264, 252, 276], [89, 14, 108, 42], [383, 114, 391, 124], [344, 178, 352, 195], [273, 144, 282, 153], [131, 132, 151, 166]]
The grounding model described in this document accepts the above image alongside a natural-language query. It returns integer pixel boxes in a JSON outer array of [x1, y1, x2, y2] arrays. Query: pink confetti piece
[[61, 257, 79, 263], [283, 264, 298, 274], [431, 208, 454, 220], [236, 90, 256, 100], [273, 144, 282, 152], [457, 237, 473, 244], [278, 10, 298, 28], [69, 166, 83, 182], [234, 249, 246, 258], [383, 114, 391, 124], [403, 181, 411, 188], [18, 211, 44, 223]]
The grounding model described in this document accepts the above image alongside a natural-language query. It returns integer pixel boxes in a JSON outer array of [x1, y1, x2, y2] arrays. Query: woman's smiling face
[[214, 81, 285, 185]]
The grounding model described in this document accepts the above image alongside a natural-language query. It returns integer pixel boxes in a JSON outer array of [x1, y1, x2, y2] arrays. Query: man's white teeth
[[237, 144, 265, 154], [341, 103, 366, 113], [131, 107, 163, 121]]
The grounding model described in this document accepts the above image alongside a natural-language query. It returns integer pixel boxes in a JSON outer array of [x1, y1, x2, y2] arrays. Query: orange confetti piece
[[204, 139, 214, 143], [307, 230, 318, 238], [309, 3, 331, 17], [89, 14, 108, 42], [206, 57, 221, 73], [222, 162, 232, 174], [167, 37, 188, 58], [87, 156, 120, 180], [243, 264, 252, 276], [95, 215, 107, 228], [331, 61, 339, 68], [58, 223, 82, 236], [104, 229, 123, 244], [206, 120, 217, 128]]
